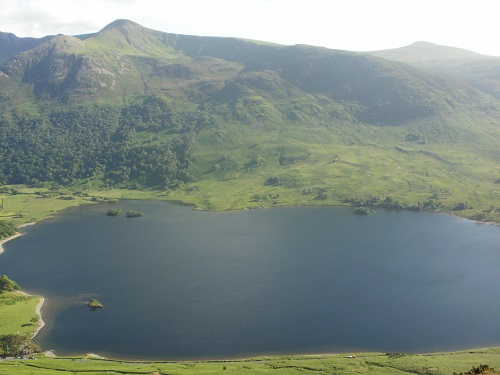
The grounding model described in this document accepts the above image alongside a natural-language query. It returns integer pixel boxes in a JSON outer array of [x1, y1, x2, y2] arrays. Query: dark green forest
[[0, 97, 210, 188]]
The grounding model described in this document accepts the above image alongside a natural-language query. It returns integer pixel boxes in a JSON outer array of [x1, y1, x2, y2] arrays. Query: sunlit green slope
[[0, 20, 500, 221]]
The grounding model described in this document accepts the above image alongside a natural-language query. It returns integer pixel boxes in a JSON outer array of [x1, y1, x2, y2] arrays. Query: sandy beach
[[32, 297, 46, 338], [0, 222, 36, 254], [0, 233, 24, 254]]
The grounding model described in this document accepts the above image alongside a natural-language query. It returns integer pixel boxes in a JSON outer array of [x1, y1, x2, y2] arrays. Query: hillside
[[368, 41, 500, 99], [2, 22, 498, 122], [1, 20, 500, 221], [0, 32, 54, 65], [367, 41, 495, 63]]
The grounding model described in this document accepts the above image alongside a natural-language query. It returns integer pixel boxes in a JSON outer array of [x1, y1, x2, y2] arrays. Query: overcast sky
[[1, 0, 499, 56]]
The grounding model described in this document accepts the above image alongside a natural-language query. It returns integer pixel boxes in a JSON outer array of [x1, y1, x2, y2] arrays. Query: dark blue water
[[1, 201, 500, 359]]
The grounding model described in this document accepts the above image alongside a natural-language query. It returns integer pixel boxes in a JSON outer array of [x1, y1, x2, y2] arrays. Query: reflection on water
[[1, 201, 500, 360]]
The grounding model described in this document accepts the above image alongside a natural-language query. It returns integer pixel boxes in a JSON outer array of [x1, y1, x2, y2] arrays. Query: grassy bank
[[0, 282, 498, 375], [1, 289, 499, 374], [2, 179, 499, 232], [1, 348, 499, 374], [0, 186, 164, 227], [0, 291, 41, 337], [1, 188, 500, 374]]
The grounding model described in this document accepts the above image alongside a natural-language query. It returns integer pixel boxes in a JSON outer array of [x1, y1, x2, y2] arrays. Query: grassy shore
[[0, 348, 499, 374], [1, 292, 498, 374], [0, 291, 41, 337], [1, 178, 500, 230], [1, 187, 500, 374]]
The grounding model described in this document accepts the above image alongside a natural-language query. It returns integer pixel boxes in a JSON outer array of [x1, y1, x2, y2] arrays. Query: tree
[[355, 206, 372, 215], [0, 334, 40, 356], [454, 364, 499, 374], [0, 275, 20, 292], [0, 220, 17, 239], [106, 209, 123, 216], [126, 211, 144, 218]]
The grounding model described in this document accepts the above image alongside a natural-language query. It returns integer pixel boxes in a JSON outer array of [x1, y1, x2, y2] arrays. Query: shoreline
[[35, 345, 499, 363], [0, 222, 36, 254], [0, 221, 45, 341], [32, 297, 45, 339], [16, 291, 45, 339], [0, 233, 24, 255], [1, 202, 499, 361]]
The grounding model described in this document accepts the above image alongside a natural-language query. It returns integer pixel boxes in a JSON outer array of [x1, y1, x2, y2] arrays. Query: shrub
[[106, 209, 123, 216], [0, 275, 20, 292], [0, 221, 17, 240], [126, 211, 144, 218], [355, 207, 372, 215]]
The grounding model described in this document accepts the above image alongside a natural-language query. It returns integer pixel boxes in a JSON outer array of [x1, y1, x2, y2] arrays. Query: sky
[[1, 0, 499, 56]]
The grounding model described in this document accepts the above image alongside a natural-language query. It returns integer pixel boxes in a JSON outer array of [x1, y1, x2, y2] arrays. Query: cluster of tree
[[354, 207, 373, 215], [454, 364, 499, 375], [265, 174, 302, 188], [106, 209, 123, 216], [0, 275, 20, 292], [0, 97, 211, 188], [212, 155, 241, 180], [301, 187, 335, 200], [453, 201, 471, 211], [0, 334, 39, 357], [125, 211, 144, 218], [0, 220, 17, 239], [345, 195, 442, 211]]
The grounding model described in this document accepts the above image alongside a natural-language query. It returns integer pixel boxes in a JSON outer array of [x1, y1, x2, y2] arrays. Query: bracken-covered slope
[[1, 20, 500, 221]]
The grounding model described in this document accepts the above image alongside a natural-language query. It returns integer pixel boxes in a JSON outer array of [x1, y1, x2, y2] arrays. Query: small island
[[126, 211, 144, 218], [87, 299, 103, 308], [106, 209, 123, 216]]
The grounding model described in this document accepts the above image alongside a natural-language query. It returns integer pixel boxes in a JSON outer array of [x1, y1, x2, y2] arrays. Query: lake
[[1, 201, 500, 360]]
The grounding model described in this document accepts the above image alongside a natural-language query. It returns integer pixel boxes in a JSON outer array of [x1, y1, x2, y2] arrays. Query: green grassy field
[[0, 291, 41, 337], [156, 115, 500, 224], [0, 348, 499, 374], [0, 187, 163, 227]]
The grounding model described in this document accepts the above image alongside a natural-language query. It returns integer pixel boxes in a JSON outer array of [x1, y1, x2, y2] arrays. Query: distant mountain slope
[[368, 42, 500, 99], [2, 21, 498, 125], [368, 41, 495, 63], [1, 20, 500, 221], [0, 32, 54, 65]]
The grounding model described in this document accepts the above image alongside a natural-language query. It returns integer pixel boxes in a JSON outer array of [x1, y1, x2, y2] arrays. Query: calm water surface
[[1, 201, 500, 359]]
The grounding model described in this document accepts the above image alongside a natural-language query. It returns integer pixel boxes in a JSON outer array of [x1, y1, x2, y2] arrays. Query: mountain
[[0, 32, 55, 65], [368, 41, 500, 99], [367, 41, 495, 63], [2, 21, 497, 123], [1, 20, 500, 221]]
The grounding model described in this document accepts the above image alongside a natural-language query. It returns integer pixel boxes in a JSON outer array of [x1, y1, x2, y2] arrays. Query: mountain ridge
[[1, 20, 500, 221], [2, 19, 497, 124], [367, 41, 500, 100], [369, 41, 498, 62]]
